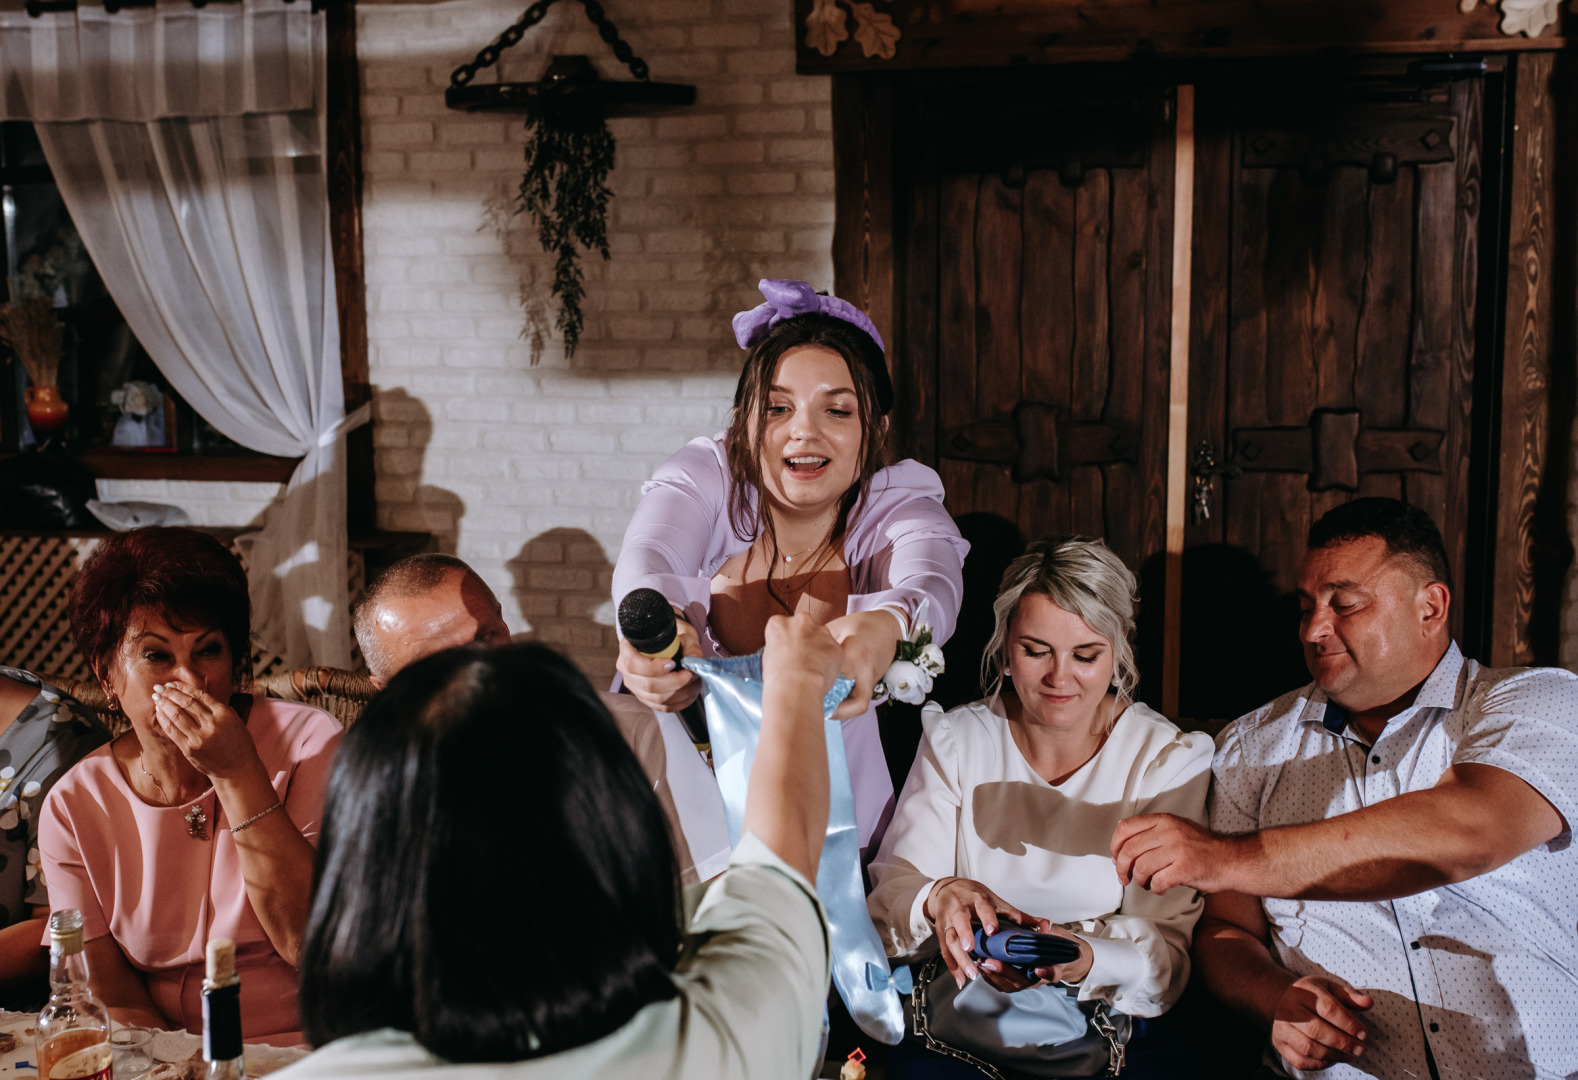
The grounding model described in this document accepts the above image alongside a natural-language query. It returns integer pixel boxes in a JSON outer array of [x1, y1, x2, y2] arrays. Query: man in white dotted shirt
[[1109, 498, 1577, 1080]]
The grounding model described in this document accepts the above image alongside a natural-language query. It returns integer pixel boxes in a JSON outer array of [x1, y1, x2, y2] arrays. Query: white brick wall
[[358, 0, 833, 685]]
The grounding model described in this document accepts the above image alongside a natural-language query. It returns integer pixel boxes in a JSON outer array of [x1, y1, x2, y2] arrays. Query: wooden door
[[894, 83, 1177, 706], [1181, 74, 1493, 724]]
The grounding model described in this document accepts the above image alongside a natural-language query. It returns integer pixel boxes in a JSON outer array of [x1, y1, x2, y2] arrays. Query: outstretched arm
[[1112, 762, 1564, 900]]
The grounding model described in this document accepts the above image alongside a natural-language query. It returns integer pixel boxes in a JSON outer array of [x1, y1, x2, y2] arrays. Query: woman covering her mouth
[[612, 279, 969, 859]]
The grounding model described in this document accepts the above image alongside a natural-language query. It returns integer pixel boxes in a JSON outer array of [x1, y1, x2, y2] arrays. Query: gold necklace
[[777, 541, 822, 564], [135, 751, 208, 839]]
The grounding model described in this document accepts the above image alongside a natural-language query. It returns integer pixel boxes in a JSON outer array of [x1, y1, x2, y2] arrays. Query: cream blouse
[[867, 697, 1213, 1017]]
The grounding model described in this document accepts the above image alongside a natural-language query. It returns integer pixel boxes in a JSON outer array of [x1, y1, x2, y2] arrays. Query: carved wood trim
[[795, 0, 1574, 73]]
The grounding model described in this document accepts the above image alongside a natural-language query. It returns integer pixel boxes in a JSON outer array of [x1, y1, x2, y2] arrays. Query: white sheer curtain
[[0, 0, 364, 668]]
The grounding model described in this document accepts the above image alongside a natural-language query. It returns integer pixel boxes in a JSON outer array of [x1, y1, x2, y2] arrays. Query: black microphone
[[618, 588, 710, 748]]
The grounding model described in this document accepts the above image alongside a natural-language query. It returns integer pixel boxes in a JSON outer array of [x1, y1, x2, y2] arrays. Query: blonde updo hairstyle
[[981, 536, 1141, 708]]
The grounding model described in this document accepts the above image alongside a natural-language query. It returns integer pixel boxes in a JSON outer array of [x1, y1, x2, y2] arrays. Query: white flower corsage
[[875, 623, 945, 705]]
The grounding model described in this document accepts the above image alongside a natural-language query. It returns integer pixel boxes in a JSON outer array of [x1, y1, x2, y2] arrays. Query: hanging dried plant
[[517, 90, 615, 358], [0, 297, 63, 387]]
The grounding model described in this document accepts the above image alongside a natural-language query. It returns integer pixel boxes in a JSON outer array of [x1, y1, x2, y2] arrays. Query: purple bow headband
[[732, 279, 885, 353], [731, 279, 891, 414]]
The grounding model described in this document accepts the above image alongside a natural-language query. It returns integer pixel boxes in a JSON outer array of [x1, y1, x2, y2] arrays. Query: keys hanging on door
[[1192, 441, 1242, 523]]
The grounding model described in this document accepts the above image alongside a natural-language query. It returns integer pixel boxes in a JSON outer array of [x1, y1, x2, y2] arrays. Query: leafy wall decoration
[[805, 0, 900, 59]]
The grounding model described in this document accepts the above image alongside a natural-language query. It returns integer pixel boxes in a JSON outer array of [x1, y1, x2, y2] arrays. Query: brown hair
[[70, 526, 252, 688], [724, 314, 890, 607]]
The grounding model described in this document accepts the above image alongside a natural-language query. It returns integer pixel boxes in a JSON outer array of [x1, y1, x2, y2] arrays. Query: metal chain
[[450, 0, 649, 88], [910, 953, 1128, 1078]]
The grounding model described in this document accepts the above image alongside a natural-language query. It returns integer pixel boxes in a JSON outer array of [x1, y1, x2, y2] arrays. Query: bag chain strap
[[911, 954, 1013, 1080], [909, 954, 1127, 1079]]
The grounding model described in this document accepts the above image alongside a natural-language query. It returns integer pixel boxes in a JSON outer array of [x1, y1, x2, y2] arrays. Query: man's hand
[[1111, 813, 1250, 894], [1270, 975, 1372, 1071]]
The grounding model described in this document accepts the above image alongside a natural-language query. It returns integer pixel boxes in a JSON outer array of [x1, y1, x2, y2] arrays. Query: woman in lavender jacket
[[614, 280, 968, 857]]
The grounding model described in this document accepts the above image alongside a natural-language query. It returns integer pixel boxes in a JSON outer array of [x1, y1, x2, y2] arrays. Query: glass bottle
[[202, 938, 245, 1080], [36, 909, 113, 1080]]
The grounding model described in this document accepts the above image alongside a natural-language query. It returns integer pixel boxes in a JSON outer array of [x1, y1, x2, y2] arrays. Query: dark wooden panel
[[1185, 85, 1233, 549], [1018, 171, 1075, 543], [1405, 159, 1460, 610], [793, 0, 1572, 73], [972, 176, 1024, 526], [897, 93, 939, 466], [936, 173, 980, 520], [831, 74, 896, 369], [1443, 77, 1482, 637], [1069, 172, 1110, 541], [1224, 164, 1272, 558], [1353, 169, 1413, 506], [1259, 168, 1319, 595], [327, 0, 372, 535], [1493, 52, 1559, 665], [1137, 97, 1176, 570], [1309, 168, 1369, 526], [1103, 166, 1151, 565], [1355, 170, 1414, 430]]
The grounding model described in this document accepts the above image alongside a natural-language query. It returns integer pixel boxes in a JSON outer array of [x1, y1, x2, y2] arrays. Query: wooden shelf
[[0, 449, 302, 483], [0, 525, 431, 553]]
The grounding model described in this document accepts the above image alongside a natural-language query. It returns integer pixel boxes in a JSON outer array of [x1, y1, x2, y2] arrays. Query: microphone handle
[[677, 699, 710, 747], [629, 626, 710, 747]]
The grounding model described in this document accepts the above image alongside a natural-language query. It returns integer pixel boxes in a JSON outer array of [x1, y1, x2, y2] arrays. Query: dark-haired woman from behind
[[39, 526, 341, 1041], [278, 613, 840, 1080]]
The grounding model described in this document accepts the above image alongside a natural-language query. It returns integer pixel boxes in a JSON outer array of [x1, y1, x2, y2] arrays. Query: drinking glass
[[111, 1025, 154, 1080]]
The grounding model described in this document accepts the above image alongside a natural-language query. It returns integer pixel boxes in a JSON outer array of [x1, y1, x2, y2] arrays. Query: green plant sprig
[[517, 106, 615, 357]]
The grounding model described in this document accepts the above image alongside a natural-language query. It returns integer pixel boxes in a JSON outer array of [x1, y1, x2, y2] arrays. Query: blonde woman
[[867, 537, 1212, 1079]]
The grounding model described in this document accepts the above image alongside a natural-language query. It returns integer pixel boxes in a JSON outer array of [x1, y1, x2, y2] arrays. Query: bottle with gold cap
[[36, 909, 113, 1080], [202, 938, 244, 1080]]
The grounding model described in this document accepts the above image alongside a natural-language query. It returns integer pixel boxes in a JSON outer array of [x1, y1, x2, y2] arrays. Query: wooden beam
[[1491, 52, 1560, 666], [830, 74, 895, 380], [327, 0, 374, 536], [1163, 85, 1195, 720], [794, 0, 1574, 73]]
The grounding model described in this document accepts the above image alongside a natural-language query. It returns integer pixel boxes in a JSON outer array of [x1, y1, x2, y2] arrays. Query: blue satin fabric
[[684, 653, 908, 1045]]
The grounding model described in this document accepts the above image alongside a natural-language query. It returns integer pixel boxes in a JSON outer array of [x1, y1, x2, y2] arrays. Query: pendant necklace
[[779, 542, 820, 564], [140, 758, 208, 840]]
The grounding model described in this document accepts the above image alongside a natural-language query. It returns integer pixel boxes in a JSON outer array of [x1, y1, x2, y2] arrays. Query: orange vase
[[24, 384, 69, 436]]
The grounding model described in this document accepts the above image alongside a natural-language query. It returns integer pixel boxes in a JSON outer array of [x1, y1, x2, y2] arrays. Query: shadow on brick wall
[[507, 526, 619, 688], [373, 387, 465, 555]]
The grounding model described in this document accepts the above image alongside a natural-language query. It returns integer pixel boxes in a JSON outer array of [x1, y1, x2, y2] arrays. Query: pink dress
[[38, 697, 342, 1043], [613, 434, 969, 854]]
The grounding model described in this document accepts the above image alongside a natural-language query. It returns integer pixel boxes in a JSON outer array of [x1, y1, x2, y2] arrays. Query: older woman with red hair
[[39, 527, 341, 1042]]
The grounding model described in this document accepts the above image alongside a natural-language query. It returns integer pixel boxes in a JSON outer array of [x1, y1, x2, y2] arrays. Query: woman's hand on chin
[[150, 681, 258, 781], [616, 617, 703, 714], [824, 610, 903, 720]]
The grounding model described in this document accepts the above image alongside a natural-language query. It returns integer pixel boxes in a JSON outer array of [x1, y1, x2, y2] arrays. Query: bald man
[[354, 554, 730, 884]]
